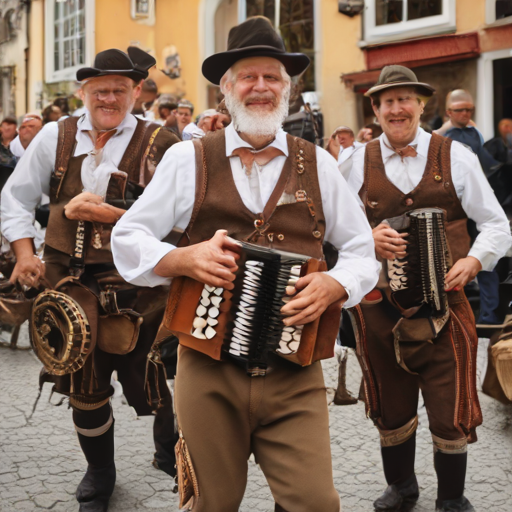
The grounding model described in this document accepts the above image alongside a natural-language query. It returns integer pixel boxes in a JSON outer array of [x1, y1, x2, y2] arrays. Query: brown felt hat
[[77, 47, 156, 82], [202, 16, 310, 85], [365, 65, 435, 98]]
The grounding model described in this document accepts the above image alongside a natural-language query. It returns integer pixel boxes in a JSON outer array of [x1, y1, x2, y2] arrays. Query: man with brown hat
[[1, 47, 180, 512], [347, 65, 511, 511], [112, 16, 379, 512]]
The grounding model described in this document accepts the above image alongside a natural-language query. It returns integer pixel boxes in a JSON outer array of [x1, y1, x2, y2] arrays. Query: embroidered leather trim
[[432, 433, 468, 454], [379, 415, 418, 447]]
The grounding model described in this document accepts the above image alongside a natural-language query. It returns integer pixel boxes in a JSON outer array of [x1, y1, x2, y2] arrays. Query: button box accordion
[[163, 241, 342, 376], [385, 207, 450, 334]]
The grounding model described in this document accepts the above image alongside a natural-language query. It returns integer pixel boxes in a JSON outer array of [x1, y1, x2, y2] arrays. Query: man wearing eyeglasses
[[442, 90, 504, 328]]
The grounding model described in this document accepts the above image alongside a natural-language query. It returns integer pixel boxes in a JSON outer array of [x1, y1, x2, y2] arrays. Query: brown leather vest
[[45, 116, 179, 262], [360, 133, 470, 263], [186, 130, 326, 259]]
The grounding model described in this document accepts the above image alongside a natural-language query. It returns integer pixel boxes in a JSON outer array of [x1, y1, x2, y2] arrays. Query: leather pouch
[[97, 310, 142, 355]]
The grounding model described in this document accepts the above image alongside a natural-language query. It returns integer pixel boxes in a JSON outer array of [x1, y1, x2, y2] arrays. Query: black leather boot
[[374, 434, 418, 511], [434, 451, 472, 511], [435, 496, 475, 511], [76, 462, 116, 512], [374, 474, 419, 511], [152, 399, 178, 478], [74, 409, 116, 512]]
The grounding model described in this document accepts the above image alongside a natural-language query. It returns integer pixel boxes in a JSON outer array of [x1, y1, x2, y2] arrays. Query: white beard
[[224, 87, 290, 138]]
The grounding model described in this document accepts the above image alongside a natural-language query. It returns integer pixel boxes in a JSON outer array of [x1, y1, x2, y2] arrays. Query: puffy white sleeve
[[450, 141, 512, 270], [1, 123, 58, 242], [111, 141, 196, 287], [315, 147, 380, 308]]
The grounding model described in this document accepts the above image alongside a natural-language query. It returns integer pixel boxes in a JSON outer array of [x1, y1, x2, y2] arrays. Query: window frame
[[237, 0, 320, 91], [485, 0, 512, 26], [44, 0, 95, 84], [363, 0, 456, 45], [130, 0, 156, 26]]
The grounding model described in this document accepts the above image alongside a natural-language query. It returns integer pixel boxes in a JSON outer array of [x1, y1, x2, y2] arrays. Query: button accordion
[[163, 241, 342, 376], [385, 207, 450, 334]]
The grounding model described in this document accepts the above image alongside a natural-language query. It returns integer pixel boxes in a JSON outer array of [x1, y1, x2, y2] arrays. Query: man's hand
[[199, 114, 231, 133], [373, 223, 408, 260], [154, 229, 240, 290], [9, 239, 45, 287], [326, 136, 340, 159], [64, 192, 125, 224], [280, 273, 348, 327], [357, 127, 373, 143], [445, 256, 482, 291]]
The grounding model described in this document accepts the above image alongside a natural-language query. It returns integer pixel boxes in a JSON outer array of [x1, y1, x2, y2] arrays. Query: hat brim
[[77, 68, 148, 82], [365, 81, 435, 98], [202, 46, 310, 85]]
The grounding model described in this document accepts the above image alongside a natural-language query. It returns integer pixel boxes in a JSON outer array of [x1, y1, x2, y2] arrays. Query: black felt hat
[[77, 47, 156, 82], [202, 16, 310, 85], [365, 65, 435, 98]]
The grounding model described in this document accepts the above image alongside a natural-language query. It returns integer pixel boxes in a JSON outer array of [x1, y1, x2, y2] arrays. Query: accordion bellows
[[386, 208, 450, 332], [164, 242, 342, 375], [492, 323, 512, 401]]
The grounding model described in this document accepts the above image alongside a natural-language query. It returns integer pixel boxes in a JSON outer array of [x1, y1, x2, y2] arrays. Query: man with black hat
[[1, 47, 180, 512], [347, 65, 512, 512], [112, 16, 379, 512]]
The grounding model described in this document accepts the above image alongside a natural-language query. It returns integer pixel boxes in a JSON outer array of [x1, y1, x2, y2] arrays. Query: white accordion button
[[193, 317, 207, 329], [207, 317, 219, 326], [200, 297, 211, 307], [209, 307, 220, 318], [205, 326, 217, 340], [192, 328, 206, 339], [211, 296, 222, 308], [196, 305, 207, 317]]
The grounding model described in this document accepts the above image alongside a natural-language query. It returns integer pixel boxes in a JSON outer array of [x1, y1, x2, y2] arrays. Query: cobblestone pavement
[[1, 326, 511, 511]]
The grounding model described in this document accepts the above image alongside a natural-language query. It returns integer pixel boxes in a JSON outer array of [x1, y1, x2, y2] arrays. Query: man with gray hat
[[112, 16, 379, 512], [1, 47, 180, 512], [347, 65, 511, 512]]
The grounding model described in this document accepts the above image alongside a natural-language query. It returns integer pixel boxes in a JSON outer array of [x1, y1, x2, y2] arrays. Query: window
[[45, 0, 95, 83], [486, 0, 512, 24], [243, 0, 316, 91], [131, 0, 155, 25], [364, 0, 455, 44]]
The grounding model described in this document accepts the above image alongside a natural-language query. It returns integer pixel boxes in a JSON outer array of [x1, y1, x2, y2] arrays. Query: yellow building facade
[[21, 1, 512, 142]]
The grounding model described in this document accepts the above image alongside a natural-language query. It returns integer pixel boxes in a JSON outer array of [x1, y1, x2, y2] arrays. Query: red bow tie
[[230, 146, 285, 173], [384, 141, 418, 161]]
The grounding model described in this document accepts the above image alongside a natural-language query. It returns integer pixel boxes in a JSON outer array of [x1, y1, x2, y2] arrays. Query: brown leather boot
[[333, 349, 358, 405]]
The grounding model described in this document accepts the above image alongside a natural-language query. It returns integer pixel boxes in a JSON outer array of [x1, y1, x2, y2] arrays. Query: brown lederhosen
[[173, 130, 340, 512], [352, 134, 482, 442], [41, 116, 179, 413]]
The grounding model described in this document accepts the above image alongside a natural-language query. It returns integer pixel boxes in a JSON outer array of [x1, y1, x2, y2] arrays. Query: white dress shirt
[[338, 143, 365, 182], [348, 128, 512, 271], [1, 113, 139, 243], [111, 123, 380, 308], [9, 136, 24, 158]]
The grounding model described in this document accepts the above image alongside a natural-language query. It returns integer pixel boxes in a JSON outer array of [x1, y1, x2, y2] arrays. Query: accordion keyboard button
[[196, 305, 207, 317], [201, 297, 211, 307], [193, 317, 207, 329], [211, 296, 222, 308], [213, 288, 224, 296], [205, 326, 217, 339], [192, 328, 207, 339], [289, 340, 300, 352], [207, 317, 219, 326], [209, 307, 220, 318]]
